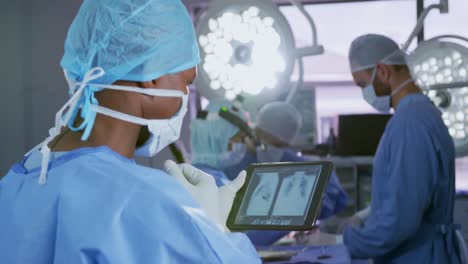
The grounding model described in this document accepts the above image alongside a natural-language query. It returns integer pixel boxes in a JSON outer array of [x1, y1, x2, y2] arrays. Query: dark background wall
[[0, 0, 81, 175]]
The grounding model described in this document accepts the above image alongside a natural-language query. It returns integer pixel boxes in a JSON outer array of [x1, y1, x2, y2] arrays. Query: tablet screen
[[233, 164, 322, 227]]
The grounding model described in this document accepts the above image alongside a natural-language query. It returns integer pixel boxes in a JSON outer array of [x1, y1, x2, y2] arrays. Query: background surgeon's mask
[[361, 49, 411, 113], [362, 68, 391, 113], [362, 68, 413, 113], [257, 145, 285, 163]]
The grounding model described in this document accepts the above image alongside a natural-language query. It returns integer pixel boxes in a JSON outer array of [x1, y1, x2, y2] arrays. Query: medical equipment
[[194, 0, 323, 114], [227, 161, 334, 231], [408, 36, 468, 156], [336, 114, 392, 156], [403, 0, 468, 156], [218, 106, 260, 146]]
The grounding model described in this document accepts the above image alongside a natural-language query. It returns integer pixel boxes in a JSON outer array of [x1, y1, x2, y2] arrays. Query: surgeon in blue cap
[[0, 1, 260, 263], [342, 34, 460, 263]]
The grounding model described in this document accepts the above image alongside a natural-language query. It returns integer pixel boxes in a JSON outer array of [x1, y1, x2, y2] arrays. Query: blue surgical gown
[[0, 146, 261, 264], [200, 149, 348, 247], [343, 94, 460, 263]]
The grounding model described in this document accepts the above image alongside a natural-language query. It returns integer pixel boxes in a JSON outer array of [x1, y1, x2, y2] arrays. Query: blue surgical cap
[[61, 0, 200, 85], [59, 0, 200, 141], [256, 102, 302, 144], [349, 34, 407, 73]]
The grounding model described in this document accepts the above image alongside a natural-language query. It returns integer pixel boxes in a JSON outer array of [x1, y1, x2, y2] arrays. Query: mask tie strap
[[38, 67, 105, 185]]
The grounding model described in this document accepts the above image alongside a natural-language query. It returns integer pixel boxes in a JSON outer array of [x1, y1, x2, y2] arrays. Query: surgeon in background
[[226, 101, 348, 220], [0, 1, 260, 263], [342, 34, 459, 263], [191, 100, 348, 246]]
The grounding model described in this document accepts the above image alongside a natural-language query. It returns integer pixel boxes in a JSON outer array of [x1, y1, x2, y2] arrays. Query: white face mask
[[257, 145, 285, 163], [65, 67, 188, 157], [362, 67, 413, 113], [89, 94, 188, 157]]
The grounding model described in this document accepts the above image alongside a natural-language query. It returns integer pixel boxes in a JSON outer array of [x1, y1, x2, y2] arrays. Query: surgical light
[[408, 36, 468, 156], [195, 0, 323, 102], [402, 0, 468, 156]]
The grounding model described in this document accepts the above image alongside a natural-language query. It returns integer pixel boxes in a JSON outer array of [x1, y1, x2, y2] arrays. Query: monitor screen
[[234, 165, 322, 227]]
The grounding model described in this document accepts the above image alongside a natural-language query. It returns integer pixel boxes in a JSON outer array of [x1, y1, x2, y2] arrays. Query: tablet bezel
[[226, 161, 334, 231]]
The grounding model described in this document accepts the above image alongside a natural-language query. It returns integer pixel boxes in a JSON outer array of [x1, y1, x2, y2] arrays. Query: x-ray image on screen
[[272, 171, 317, 216], [245, 172, 279, 216]]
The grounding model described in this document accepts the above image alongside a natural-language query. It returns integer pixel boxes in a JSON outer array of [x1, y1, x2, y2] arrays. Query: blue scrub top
[[343, 94, 460, 263], [0, 147, 261, 264]]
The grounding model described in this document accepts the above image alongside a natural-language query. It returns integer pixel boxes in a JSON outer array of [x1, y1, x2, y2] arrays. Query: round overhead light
[[195, 0, 296, 101], [408, 36, 468, 156]]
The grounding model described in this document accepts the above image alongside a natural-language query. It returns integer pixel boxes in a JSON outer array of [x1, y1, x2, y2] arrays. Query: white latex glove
[[164, 160, 246, 232]]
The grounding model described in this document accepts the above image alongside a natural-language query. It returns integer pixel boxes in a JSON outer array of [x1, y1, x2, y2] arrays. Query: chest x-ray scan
[[244, 170, 318, 217], [272, 171, 316, 216], [246, 172, 279, 216]]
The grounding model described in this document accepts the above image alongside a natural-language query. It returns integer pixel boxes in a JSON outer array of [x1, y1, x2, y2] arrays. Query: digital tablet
[[227, 161, 334, 231]]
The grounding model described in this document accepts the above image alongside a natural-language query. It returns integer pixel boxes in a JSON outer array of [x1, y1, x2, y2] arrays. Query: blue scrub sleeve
[[319, 171, 349, 219], [344, 119, 435, 259], [79, 182, 261, 263]]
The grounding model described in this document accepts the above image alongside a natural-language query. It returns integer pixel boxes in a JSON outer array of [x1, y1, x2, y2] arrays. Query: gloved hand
[[164, 160, 246, 232]]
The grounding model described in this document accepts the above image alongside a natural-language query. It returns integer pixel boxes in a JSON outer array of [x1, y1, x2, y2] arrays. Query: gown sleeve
[[79, 182, 261, 264]]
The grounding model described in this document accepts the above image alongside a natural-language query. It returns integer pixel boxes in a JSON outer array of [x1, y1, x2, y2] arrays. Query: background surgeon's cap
[[348, 34, 407, 73], [61, 0, 200, 85], [255, 101, 302, 144]]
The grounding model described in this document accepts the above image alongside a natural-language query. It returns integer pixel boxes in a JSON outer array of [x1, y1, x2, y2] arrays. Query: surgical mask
[[362, 68, 413, 113], [90, 94, 188, 157], [35, 67, 187, 184], [67, 68, 187, 157], [257, 145, 285, 163]]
